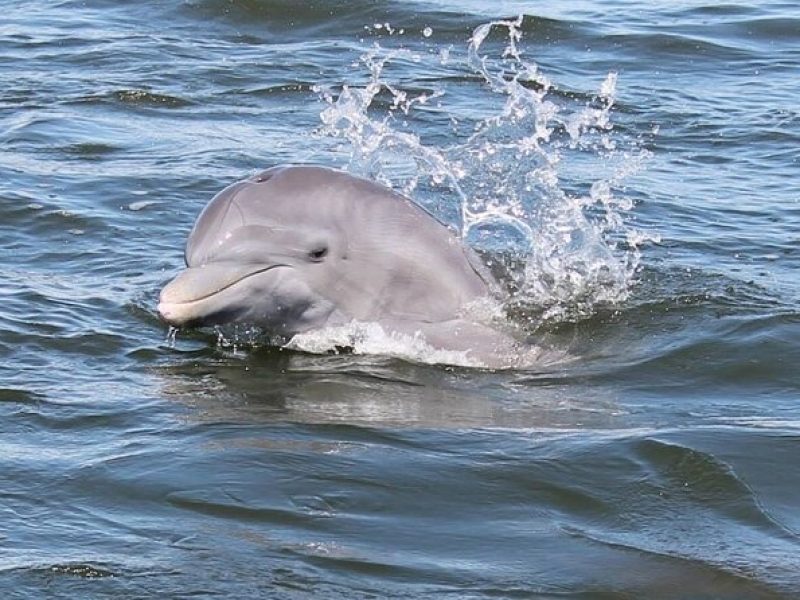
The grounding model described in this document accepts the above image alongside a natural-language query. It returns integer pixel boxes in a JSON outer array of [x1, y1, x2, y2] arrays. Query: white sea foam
[[286, 322, 486, 368]]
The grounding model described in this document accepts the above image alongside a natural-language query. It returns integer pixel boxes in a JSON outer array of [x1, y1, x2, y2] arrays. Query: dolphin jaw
[[157, 262, 288, 327], [156, 298, 208, 328]]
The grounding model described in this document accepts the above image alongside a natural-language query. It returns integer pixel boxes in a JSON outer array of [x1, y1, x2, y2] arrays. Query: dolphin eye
[[309, 246, 328, 261]]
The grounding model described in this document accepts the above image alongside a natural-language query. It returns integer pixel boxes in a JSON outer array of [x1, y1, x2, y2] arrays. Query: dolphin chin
[[157, 263, 289, 327], [157, 297, 241, 329]]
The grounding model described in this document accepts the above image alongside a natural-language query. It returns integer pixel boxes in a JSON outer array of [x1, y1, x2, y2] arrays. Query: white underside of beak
[[157, 263, 284, 326]]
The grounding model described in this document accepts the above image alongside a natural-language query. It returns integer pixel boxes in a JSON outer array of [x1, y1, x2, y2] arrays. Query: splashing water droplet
[[165, 326, 178, 347], [316, 17, 657, 330], [215, 325, 227, 347], [423, 27, 433, 38]]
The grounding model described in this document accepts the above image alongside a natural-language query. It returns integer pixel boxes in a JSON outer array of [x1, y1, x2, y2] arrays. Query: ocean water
[[2, 1, 799, 598]]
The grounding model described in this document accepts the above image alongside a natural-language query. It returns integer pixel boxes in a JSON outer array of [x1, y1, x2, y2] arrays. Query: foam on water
[[207, 315, 567, 370], [286, 322, 485, 368]]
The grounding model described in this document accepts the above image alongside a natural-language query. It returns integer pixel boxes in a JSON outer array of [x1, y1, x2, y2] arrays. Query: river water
[[2, 1, 799, 598]]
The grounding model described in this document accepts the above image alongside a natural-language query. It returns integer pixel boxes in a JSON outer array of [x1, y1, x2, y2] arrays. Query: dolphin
[[157, 165, 527, 366]]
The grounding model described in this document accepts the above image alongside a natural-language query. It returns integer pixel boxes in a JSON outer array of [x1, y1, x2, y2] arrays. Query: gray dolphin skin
[[158, 165, 520, 364]]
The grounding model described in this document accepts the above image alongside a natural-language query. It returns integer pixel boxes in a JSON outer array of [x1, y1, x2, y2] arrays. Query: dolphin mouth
[[157, 263, 287, 327]]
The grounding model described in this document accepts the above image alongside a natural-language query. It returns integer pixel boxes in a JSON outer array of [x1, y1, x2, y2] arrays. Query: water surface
[[1, 1, 799, 597]]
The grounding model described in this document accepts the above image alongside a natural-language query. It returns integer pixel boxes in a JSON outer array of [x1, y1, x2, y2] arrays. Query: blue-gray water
[[2, 1, 799, 598]]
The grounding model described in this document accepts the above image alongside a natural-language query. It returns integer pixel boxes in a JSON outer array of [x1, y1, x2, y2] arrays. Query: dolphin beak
[[157, 263, 282, 327]]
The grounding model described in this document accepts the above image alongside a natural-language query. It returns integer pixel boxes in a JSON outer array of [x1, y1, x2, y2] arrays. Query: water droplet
[[165, 327, 178, 347], [423, 27, 433, 38]]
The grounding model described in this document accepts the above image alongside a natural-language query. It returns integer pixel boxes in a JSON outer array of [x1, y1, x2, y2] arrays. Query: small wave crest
[[285, 322, 484, 368], [314, 16, 658, 330], [205, 322, 484, 367], [206, 318, 565, 370]]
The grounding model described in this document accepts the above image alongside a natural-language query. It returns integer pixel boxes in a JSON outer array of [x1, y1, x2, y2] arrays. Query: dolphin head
[[158, 165, 492, 336], [158, 166, 347, 334]]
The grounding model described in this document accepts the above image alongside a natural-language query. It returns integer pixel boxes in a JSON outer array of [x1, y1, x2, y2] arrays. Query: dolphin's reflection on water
[[155, 346, 625, 430]]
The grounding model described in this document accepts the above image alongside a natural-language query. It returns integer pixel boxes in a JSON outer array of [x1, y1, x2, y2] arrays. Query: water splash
[[286, 320, 565, 369], [214, 324, 271, 355], [315, 16, 657, 329], [286, 322, 485, 368], [165, 326, 178, 348]]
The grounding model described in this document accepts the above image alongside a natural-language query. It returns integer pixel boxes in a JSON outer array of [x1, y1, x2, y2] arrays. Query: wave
[[179, 0, 584, 40]]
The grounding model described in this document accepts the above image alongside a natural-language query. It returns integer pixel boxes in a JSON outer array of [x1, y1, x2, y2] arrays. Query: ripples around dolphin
[[2, 0, 800, 598]]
